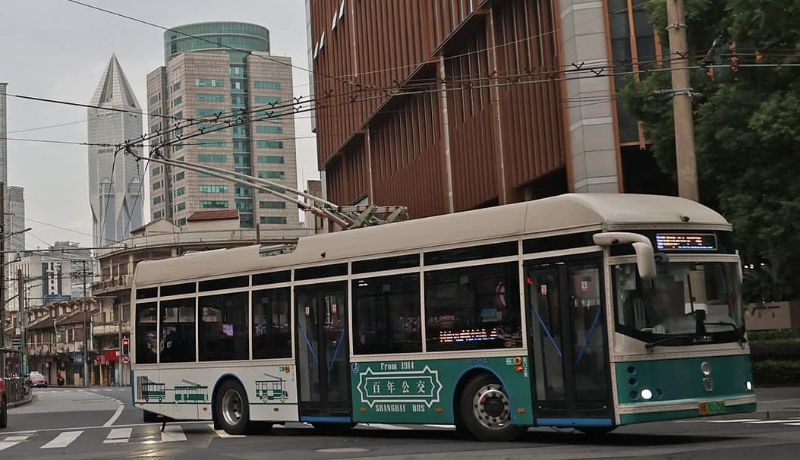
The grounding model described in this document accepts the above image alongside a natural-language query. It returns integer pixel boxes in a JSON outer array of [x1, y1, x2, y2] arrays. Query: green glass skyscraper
[[148, 22, 298, 229]]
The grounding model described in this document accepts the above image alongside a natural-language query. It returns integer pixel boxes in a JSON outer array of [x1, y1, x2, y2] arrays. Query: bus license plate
[[699, 401, 726, 416]]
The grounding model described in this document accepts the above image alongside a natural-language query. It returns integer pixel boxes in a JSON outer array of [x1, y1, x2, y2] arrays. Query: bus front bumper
[[618, 394, 757, 425]]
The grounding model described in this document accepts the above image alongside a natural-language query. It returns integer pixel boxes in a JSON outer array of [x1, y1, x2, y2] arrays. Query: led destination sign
[[656, 233, 718, 252]]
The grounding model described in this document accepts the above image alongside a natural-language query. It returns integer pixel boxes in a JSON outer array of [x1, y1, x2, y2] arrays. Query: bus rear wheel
[[458, 374, 523, 442], [215, 380, 250, 435]]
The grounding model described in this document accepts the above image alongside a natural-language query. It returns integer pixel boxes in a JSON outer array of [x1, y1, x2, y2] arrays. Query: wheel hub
[[221, 389, 242, 427], [472, 384, 511, 431]]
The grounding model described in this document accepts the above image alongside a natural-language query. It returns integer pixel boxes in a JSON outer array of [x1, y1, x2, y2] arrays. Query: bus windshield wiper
[[645, 334, 701, 350], [704, 321, 747, 345]]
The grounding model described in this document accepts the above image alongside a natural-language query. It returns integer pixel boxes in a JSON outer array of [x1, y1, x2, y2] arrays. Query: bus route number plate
[[699, 401, 726, 416]]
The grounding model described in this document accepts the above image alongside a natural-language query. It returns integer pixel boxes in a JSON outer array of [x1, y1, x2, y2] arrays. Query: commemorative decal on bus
[[355, 362, 443, 413]]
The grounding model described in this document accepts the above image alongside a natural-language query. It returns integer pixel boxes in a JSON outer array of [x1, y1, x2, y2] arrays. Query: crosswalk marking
[[104, 427, 132, 444], [42, 431, 83, 449], [0, 435, 30, 451], [160, 425, 187, 442]]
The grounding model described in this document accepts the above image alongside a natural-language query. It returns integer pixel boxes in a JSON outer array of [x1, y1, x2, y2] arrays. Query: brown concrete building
[[307, 0, 673, 218]]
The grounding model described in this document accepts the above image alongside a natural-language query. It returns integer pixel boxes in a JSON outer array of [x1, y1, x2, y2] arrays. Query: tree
[[620, 0, 800, 301]]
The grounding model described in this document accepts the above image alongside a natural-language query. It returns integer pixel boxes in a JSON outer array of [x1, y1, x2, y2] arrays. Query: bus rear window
[[425, 262, 522, 351]]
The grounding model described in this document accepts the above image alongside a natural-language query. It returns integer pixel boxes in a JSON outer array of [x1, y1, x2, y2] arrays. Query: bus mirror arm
[[593, 232, 657, 280]]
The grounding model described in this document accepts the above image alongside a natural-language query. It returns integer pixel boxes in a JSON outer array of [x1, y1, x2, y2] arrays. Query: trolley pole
[[666, 0, 699, 201]]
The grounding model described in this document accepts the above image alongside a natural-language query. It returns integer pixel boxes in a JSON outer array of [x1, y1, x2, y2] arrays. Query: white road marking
[[42, 431, 83, 449], [103, 427, 132, 444], [160, 425, 187, 442], [0, 420, 210, 436], [0, 435, 30, 451], [210, 424, 246, 438], [103, 403, 125, 427], [706, 419, 760, 423], [747, 419, 800, 424], [363, 423, 413, 430]]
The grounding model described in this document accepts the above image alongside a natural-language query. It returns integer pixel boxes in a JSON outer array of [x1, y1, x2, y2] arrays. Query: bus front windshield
[[613, 261, 742, 346]]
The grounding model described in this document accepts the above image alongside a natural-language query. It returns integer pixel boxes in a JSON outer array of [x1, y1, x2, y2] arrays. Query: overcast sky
[[0, 0, 316, 249]]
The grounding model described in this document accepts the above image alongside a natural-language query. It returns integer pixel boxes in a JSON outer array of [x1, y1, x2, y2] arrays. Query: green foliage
[[749, 339, 800, 361], [749, 329, 800, 342], [752, 359, 800, 385], [621, 0, 800, 302]]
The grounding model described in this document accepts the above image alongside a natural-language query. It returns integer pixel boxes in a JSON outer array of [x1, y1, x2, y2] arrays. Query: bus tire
[[0, 395, 7, 429], [458, 374, 523, 442], [142, 410, 160, 423], [215, 380, 250, 435]]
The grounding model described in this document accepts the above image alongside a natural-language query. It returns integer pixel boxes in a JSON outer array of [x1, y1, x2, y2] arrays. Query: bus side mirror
[[632, 242, 657, 280], [593, 232, 657, 280]]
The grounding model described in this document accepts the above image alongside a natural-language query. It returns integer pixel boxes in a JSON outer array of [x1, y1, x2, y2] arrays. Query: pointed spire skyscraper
[[87, 55, 144, 247]]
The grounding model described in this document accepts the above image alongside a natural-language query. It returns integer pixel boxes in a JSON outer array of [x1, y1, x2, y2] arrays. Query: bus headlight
[[641, 389, 653, 400], [701, 362, 712, 376], [746, 381, 752, 391]]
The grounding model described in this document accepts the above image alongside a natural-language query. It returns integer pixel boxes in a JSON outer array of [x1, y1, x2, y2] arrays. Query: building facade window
[[177, 218, 187, 226], [259, 201, 286, 209], [176, 202, 186, 211], [254, 81, 281, 90], [153, 196, 162, 205], [257, 140, 284, 149], [256, 125, 283, 134], [196, 94, 225, 103], [254, 95, 281, 105], [197, 108, 223, 117], [176, 187, 185, 196], [258, 171, 285, 179], [200, 200, 229, 209], [175, 171, 185, 181], [171, 96, 182, 107], [260, 216, 287, 225], [199, 185, 229, 193], [198, 154, 227, 163], [196, 78, 225, 87], [198, 140, 228, 148], [257, 155, 284, 164]]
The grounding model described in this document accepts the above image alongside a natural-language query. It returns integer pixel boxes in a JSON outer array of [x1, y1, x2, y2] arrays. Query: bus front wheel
[[458, 374, 524, 442], [215, 380, 250, 435]]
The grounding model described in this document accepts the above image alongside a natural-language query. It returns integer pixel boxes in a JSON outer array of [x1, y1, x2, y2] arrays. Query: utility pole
[[0, 181, 5, 351], [18, 268, 26, 375], [82, 259, 89, 386], [666, 0, 699, 201], [116, 297, 122, 387]]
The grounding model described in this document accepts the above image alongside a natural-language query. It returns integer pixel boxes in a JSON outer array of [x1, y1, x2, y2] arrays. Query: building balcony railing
[[91, 274, 131, 295], [92, 322, 130, 337]]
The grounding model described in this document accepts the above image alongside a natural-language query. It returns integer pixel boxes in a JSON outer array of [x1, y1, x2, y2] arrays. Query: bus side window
[[252, 288, 292, 359]]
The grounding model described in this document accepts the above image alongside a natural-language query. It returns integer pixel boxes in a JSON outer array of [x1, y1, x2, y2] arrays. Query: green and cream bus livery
[[131, 194, 755, 440]]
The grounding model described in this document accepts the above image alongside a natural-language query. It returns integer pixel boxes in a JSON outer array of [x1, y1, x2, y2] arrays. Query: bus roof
[[133, 193, 729, 286]]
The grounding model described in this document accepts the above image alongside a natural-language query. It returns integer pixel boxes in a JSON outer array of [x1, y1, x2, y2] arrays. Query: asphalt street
[[2, 386, 799, 459]]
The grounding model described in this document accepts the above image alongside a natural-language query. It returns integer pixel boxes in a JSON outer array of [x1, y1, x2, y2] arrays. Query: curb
[[8, 395, 34, 409]]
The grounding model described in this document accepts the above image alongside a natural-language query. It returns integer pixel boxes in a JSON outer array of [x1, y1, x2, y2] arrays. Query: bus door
[[295, 282, 352, 422], [525, 256, 613, 426]]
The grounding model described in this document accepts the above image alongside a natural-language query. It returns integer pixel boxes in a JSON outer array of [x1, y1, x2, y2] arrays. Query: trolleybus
[[131, 194, 755, 440]]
